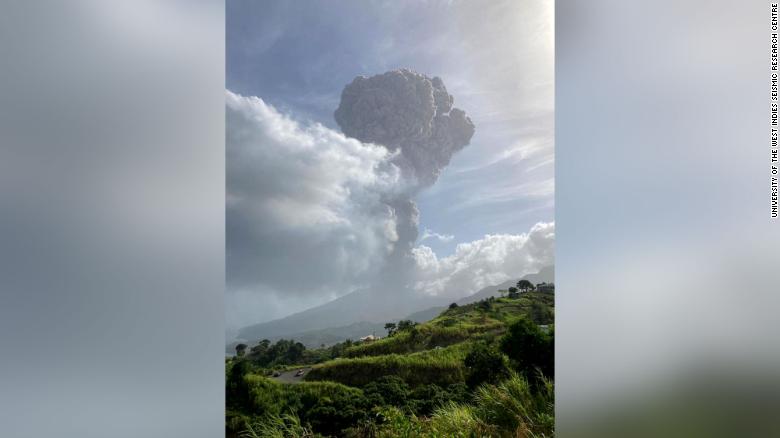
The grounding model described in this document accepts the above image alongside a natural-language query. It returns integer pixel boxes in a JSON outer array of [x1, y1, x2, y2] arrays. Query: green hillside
[[226, 287, 555, 437], [342, 291, 553, 359]]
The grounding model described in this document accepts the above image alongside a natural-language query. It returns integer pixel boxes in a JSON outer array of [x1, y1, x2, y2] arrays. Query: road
[[270, 367, 311, 384]]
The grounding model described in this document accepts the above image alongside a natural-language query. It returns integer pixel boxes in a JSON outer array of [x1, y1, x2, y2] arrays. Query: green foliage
[[241, 412, 320, 438], [240, 375, 370, 436], [363, 375, 410, 407], [360, 375, 470, 416], [246, 338, 306, 367], [471, 373, 555, 437], [305, 343, 470, 387], [464, 342, 509, 388], [516, 279, 535, 293], [499, 317, 554, 380], [228, 289, 555, 437], [448, 302, 458, 309], [396, 319, 418, 332], [530, 301, 554, 325], [371, 373, 554, 438], [226, 359, 253, 410], [384, 322, 397, 337]]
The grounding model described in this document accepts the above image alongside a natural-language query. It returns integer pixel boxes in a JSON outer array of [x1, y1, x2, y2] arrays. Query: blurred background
[[0, 0, 777, 437], [0, 1, 224, 437], [557, 0, 780, 436]]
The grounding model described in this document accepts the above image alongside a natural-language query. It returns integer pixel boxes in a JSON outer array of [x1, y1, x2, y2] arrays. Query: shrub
[[471, 373, 555, 437], [464, 342, 509, 388], [499, 317, 554, 380], [242, 375, 370, 436]]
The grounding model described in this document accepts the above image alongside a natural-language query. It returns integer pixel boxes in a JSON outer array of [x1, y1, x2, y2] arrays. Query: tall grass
[[372, 372, 554, 438], [240, 412, 318, 438], [345, 323, 502, 358], [471, 372, 555, 437], [306, 343, 472, 387]]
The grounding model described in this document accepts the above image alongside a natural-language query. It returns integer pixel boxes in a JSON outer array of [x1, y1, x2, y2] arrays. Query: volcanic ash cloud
[[335, 69, 475, 188]]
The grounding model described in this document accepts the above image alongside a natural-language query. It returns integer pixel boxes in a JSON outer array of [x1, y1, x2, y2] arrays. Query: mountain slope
[[237, 288, 448, 343], [457, 265, 555, 305], [235, 265, 554, 346]]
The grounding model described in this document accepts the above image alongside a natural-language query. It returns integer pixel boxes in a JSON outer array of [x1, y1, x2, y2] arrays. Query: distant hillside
[[237, 287, 447, 343], [230, 306, 448, 352], [234, 265, 554, 349], [305, 289, 555, 387], [457, 265, 554, 305]]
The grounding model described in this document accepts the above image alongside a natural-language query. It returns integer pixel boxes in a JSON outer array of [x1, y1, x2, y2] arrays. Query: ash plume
[[334, 69, 475, 282], [335, 69, 475, 188]]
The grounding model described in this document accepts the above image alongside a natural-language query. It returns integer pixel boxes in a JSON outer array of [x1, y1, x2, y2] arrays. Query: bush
[[241, 375, 370, 436], [471, 373, 554, 436], [372, 373, 554, 437], [363, 375, 411, 407], [499, 318, 554, 380], [464, 342, 509, 388], [227, 359, 253, 410]]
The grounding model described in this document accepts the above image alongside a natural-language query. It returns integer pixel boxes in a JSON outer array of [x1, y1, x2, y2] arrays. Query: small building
[[359, 334, 380, 342], [536, 282, 555, 293]]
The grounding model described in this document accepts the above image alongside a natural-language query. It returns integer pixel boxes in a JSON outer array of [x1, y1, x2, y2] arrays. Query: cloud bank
[[226, 91, 403, 296], [227, 71, 553, 327], [412, 222, 555, 297]]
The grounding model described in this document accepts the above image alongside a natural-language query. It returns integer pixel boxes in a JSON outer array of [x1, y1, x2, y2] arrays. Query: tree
[[516, 279, 534, 293], [235, 343, 247, 357], [499, 317, 554, 380], [397, 320, 417, 332], [530, 301, 554, 325], [226, 359, 252, 409], [464, 342, 509, 388], [384, 322, 397, 337], [449, 302, 459, 309], [507, 286, 519, 298]]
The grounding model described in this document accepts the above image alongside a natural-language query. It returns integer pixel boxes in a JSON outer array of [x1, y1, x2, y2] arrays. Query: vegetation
[[226, 281, 555, 437]]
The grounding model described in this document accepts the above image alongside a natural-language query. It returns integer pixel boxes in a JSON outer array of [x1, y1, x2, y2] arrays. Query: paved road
[[270, 367, 311, 384]]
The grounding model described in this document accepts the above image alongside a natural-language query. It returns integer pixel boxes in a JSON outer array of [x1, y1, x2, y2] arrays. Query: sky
[[226, 0, 555, 331]]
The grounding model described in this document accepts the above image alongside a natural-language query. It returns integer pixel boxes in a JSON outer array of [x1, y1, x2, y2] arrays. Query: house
[[536, 282, 555, 293], [359, 334, 380, 342]]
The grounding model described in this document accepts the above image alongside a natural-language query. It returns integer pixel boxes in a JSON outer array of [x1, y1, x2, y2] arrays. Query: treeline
[[234, 337, 360, 369]]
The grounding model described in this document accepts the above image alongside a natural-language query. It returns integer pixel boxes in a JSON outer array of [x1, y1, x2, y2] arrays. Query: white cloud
[[226, 90, 404, 298], [420, 228, 455, 243], [412, 222, 555, 297]]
